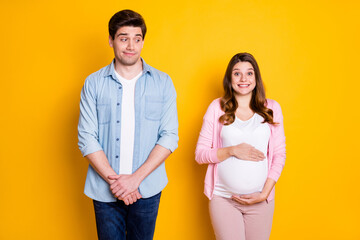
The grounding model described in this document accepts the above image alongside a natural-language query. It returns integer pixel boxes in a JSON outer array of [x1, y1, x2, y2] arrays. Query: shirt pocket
[[145, 96, 163, 121], [97, 102, 111, 125]]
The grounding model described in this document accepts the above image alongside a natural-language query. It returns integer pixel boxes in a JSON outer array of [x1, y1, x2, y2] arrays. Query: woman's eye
[[248, 72, 253, 76], [234, 72, 240, 76]]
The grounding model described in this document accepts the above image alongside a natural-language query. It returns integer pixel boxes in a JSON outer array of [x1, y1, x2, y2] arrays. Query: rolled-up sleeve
[[78, 77, 103, 157], [156, 75, 179, 152]]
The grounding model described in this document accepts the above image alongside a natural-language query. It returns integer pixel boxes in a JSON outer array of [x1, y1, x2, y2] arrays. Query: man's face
[[109, 26, 144, 67]]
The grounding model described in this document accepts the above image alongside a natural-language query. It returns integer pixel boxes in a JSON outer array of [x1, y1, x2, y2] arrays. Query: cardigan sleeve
[[195, 100, 221, 164], [267, 100, 286, 182]]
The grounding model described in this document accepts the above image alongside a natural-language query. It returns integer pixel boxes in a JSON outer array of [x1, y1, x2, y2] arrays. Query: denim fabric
[[78, 59, 178, 202], [93, 192, 161, 240]]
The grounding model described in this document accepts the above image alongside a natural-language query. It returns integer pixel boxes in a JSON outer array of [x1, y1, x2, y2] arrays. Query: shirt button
[[116, 138, 119, 141], [115, 155, 119, 158], [117, 120, 120, 123], [118, 86, 121, 89], [117, 103, 120, 106]]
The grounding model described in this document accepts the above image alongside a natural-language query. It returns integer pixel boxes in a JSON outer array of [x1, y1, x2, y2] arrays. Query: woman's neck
[[234, 93, 254, 120], [235, 93, 252, 110]]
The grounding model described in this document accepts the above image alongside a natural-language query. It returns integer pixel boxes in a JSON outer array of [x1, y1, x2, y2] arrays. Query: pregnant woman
[[195, 53, 286, 240]]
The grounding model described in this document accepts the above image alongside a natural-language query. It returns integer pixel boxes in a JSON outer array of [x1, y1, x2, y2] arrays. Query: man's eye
[[135, 39, 141, 42], [120, 38, 127, 42]]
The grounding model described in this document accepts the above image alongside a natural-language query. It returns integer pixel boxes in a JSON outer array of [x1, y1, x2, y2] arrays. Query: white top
[[114, 70, 142, 174], [214, 113, 271, 198]]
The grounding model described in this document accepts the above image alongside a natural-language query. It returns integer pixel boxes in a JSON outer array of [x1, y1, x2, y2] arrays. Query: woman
[[195, 53, 286, 240]]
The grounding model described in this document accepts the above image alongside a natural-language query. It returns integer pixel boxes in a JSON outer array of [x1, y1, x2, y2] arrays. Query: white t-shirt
[[213, 113, 270, 198], [114, 70, 142, 174]]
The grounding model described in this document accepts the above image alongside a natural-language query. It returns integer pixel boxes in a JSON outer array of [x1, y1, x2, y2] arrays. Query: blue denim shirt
[[78, 59, 179, 202]]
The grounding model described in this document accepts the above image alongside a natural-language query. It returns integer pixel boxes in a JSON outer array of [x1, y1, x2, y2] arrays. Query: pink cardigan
[[195, 98, 286, 201]]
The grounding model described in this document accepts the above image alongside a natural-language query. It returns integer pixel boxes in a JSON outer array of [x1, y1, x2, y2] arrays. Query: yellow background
[[1, 0, 359, 239]]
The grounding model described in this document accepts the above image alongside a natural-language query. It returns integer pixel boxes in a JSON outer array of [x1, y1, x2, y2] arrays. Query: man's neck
[[114, 58, 143, 80]]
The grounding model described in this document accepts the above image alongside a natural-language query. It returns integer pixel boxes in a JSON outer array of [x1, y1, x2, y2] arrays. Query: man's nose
[[127, 40, 134, 50]]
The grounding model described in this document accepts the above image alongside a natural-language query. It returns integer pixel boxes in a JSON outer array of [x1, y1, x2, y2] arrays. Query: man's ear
[[109, 35, 113, 48]]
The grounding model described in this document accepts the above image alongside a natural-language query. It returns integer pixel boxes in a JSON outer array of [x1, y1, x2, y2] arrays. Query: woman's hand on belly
[[231, 178, 276, 205], [230, 143, 265, 162], [231, 192, 266, 205]]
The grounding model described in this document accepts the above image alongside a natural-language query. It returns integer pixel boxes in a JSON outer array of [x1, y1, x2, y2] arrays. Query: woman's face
[[231, 61, 256, 97]]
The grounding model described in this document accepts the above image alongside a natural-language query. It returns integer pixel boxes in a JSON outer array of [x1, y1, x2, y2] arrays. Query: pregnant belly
[[217, 157, 268, 195]]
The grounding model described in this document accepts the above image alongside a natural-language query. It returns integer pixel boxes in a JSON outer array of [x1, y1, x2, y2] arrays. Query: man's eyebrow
[[116, 33, 143, 38], [117, 33, 128, 37]]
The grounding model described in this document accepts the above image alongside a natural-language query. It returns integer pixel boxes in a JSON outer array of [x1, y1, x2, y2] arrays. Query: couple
[[78, 9, 286, 240]]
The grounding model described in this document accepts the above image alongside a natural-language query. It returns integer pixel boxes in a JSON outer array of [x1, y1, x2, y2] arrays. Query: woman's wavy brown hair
[[219, 53, 276, 125]]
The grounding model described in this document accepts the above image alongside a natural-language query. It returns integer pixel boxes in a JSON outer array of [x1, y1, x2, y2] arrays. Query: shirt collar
[[105, 58, 152, 80]]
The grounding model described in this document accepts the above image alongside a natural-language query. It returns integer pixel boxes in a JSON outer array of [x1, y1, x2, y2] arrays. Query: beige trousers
[[209, 195, 275, 240]]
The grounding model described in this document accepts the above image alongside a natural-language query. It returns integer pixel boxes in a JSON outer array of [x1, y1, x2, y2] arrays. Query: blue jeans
[[93, 192, 161, 240]]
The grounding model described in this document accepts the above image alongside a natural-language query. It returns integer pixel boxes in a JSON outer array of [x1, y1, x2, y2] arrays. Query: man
[[78, 10, 178, 240]]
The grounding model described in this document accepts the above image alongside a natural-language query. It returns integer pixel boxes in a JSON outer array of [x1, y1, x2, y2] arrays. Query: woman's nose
[[239, 75, 246, 82]]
